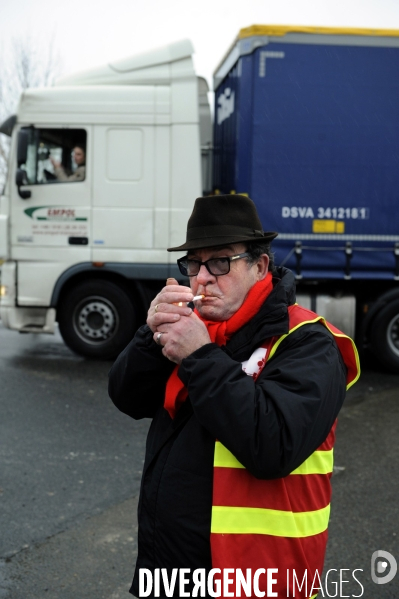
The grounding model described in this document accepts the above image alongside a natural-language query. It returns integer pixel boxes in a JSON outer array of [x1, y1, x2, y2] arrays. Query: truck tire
[[370, 300, 399, 373], [58, 280, 136, 359]]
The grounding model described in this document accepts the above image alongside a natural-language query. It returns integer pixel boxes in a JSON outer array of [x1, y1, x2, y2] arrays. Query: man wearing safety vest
[[109, 195, 360, 598]]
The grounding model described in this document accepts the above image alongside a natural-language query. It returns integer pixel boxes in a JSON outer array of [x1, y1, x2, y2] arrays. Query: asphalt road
[[0, 323, 398, 599], [0, 323, 148, 598]]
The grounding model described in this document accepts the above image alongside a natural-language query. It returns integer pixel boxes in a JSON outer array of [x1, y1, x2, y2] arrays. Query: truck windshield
[[20, 128, 87, 184]]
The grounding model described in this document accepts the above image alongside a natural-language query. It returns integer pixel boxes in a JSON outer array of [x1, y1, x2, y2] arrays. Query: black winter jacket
[[108, 268, 347, 597]]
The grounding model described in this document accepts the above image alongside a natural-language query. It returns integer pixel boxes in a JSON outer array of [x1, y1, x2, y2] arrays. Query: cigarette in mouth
[[175, 294, 205, 307]]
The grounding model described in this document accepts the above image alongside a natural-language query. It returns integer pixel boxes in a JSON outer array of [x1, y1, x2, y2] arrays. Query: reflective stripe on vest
[[211, 504, 331, 537], [214, 441, 334, 475], [270, 304, 361, 391], [210, 304, 360, 599]]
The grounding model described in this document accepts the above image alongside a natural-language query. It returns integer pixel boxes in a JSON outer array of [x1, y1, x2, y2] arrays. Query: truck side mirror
[[17, 129, 29, 167], [15, 168, 31, 199]]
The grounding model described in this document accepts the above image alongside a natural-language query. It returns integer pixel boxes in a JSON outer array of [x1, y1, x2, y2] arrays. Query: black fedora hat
[[167, 194, 278, 252]]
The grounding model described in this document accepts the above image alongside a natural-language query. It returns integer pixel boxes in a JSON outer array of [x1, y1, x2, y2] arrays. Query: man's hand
[[158, 311, 211, 363], [148, 278, 211, 363], [147, 278, 193, 334], [50, 157, 61, 169]]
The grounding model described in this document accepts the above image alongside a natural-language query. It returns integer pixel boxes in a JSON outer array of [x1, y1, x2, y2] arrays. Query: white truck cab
[[0, 40, 212, 358]]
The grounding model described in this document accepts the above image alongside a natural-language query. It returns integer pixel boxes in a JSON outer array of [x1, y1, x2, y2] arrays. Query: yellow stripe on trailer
[[238, 24, 399, 39]]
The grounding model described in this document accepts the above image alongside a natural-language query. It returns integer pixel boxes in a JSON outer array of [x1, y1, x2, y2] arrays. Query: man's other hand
[[147, 278, 193, 334], [157, 310, 211, 363], [148, 278, 211, 363]]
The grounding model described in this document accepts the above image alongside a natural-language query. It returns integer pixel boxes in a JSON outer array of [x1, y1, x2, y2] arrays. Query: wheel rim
[[72, 295, 119, 345], [387, 313, 399, 358]]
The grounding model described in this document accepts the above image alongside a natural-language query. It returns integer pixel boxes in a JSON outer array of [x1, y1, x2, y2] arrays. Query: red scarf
[[164, 272, 273, 418]]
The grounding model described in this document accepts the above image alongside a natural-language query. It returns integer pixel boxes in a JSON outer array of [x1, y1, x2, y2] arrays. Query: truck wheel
[[58, 280, 136, 359], [370, 300, 399, 373]]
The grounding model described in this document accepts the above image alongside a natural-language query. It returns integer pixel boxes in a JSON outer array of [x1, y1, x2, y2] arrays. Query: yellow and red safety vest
[[210, 304, 360, 599]]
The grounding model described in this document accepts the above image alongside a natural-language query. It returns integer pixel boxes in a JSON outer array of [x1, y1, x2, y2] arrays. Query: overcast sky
[[1, 0, 399, 89]]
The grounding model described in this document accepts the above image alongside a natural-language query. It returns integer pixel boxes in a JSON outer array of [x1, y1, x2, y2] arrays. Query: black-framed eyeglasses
[[177, 252, 249, 277]]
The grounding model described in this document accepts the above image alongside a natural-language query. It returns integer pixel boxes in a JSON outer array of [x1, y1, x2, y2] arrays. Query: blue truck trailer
[[213, 25, 399, 372]]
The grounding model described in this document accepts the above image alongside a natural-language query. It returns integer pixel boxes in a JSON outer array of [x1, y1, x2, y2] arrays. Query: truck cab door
[[11, 126, 91, 250], [10, 125, 92, 306]]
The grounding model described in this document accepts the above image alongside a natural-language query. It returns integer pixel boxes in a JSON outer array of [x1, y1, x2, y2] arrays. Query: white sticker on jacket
[[241, 348, 267, 377]]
